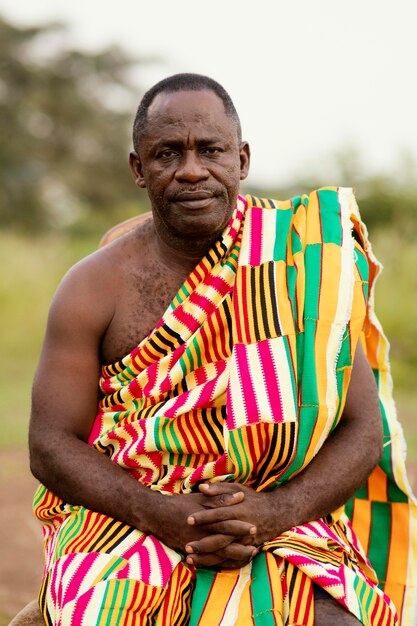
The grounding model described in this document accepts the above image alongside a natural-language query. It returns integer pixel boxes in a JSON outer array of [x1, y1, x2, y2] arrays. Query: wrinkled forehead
[[145, 89, 236, 137]]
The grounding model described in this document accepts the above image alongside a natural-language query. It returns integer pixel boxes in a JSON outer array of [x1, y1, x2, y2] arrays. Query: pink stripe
[[249, 207, 263, 266], [163, 390, 191, 418], [63, 553, 99, 605], [128, 378, 143, 399], [138, 542, 151, 586], [143, 361, 158, 396], [257, 340, 284, 422], [150, 536, 176, 587], [71, 584, 95, 625], [171, 307, 199, 331], [234, 344, 260, 424], [203, 273, 231, 296], [196, 362, 226, 407]]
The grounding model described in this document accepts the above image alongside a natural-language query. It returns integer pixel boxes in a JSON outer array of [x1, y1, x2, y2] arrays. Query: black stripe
[[222, 295, 234, 354], [250, 268, 261, 342], [259, 263, 272, 338], [287, 561, 299, 600], [206, 248, 217, 267], [148, 337, 167, 356], [201, 408, 223, 453], [280, 422, 297, 470], [153, 330, 177, 352], [161, 323, 184, 345], [268, 261, 282, 337]]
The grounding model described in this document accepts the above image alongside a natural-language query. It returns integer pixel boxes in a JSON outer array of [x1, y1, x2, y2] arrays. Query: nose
[[174, 149, 209, 182]]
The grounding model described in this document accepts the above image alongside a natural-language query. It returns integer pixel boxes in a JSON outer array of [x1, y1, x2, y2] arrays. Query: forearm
[[30, 432, 165, 535], [270, 416, 383, 534]]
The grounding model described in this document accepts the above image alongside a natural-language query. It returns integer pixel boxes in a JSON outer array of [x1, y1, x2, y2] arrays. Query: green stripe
[[367, 501, 391, 584], [353, 576, 366, 622], [229, 429, 251, 482], [55, 508, 86, 558], [184, 345, 195, 374], [33, 484, 47, 507], [283, 336, 297, 413], [192, 336, 202, 368], [317, 189, 342, 245], [291, 225, 302, 255], [103, 579, 120, 626], [273, 208, 292, 261], [345, 499, 353, 519], [286, 265, 297, 327], [189, 569, 216, 625], [251, 552, 276, 624], [167, 420, 182, 453], [304, 245, 321, 320]]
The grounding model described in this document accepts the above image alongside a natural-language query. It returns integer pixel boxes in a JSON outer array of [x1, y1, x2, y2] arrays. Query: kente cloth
[[33, 188, 416, 626]]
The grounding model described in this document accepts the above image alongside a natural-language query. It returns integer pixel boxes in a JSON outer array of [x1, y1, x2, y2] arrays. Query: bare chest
[[100, 261, 187, 365]]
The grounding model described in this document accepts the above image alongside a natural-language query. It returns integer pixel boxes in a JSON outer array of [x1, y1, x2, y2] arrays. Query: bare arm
[[29, 257, 254, 557], [185, 342, 384, 564]]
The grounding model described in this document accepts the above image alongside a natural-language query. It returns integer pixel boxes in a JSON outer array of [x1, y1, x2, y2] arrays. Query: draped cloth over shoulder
[[33, 189, 416, 625]]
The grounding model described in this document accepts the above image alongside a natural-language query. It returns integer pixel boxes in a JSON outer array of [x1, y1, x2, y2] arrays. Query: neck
[[151, 217, 222, 277]]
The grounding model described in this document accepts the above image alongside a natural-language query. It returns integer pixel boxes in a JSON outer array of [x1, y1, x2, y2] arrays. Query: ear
[[129, 151, 146, 188], [239, 142, 250, 181]]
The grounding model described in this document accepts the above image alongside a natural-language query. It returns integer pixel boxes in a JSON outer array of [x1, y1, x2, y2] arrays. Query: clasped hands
[[164, 482, 281, 570]]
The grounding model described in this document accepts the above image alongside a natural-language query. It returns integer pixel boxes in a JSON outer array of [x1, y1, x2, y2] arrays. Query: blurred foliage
[[0, 15, 151, 233], [0, 15, 415, 453]]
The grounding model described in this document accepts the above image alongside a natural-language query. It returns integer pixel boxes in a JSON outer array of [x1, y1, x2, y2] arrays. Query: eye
[[157, 149, 178, 160], [201, 146, 223, 156]]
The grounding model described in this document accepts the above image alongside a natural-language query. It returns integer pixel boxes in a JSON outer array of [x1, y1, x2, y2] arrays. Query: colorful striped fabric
[[33, 188, 415, 625]]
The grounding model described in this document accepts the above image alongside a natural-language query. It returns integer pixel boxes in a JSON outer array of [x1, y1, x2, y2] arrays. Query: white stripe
[[218, 563, 252, 626]]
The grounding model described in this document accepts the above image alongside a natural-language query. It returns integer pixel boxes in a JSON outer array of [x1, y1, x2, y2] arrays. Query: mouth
[[173, 190, 215, 210]]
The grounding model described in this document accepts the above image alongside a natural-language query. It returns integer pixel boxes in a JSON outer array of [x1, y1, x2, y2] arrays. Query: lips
[[173, 190, 215, 210]]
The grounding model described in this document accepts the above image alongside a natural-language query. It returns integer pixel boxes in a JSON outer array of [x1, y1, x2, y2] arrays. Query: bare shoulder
[[48, 220, 153, 342]]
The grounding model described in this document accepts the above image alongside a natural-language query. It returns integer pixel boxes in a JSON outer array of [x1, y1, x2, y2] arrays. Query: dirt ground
[[1, 449, 416, 626], [0, 449, 44, 625]]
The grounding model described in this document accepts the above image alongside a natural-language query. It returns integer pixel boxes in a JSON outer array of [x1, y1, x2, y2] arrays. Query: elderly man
[[29, 74, 415, 625]]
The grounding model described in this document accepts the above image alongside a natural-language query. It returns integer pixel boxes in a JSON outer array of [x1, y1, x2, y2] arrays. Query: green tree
[[0, 16, 152, 232]]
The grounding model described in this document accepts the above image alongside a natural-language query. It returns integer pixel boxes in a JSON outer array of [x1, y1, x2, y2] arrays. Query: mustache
[[170, 186, 221, 200]]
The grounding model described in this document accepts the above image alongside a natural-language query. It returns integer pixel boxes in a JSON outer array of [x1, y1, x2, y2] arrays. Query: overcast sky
[[2, 0, 416, 186]]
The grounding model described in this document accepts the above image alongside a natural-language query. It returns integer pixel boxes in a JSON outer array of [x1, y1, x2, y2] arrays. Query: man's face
[[130, 89, 250, 241]]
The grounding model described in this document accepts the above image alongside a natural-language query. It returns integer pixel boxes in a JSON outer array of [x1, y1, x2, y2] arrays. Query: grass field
[[1, 228, 416, 454]]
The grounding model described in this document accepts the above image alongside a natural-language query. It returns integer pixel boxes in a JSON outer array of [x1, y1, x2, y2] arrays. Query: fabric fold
[[34, 188, 415, 625]]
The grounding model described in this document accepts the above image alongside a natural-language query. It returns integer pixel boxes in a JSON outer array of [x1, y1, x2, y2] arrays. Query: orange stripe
[[383, 502, 409, 616], [351, 498, 372, 555], [367, 465, 388, 502]]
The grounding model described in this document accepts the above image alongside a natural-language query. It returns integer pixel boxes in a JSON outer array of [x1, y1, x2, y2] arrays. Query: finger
[[188, 505, 238, 526], [185, 552, 226, 567], [199, 483, 244, 501], [186, 533, 236, 555], [196, 520, 256, 537], [222, 543, 258, 561], [186, 544, 257, 568]]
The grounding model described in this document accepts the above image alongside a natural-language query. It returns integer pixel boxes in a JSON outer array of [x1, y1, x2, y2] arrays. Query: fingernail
[[186, 556, 194, 565], [187, 516, 195, 525], [185, 546, 193, 553], [252, 549, 258, 557], [250, 526, 257, 535]]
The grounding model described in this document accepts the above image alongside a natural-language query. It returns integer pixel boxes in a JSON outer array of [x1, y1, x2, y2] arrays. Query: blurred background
[[0, 1, 416, 622]]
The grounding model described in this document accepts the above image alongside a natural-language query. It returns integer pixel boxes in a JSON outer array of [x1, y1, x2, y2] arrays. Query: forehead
[[144, 89, 236, 141]]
